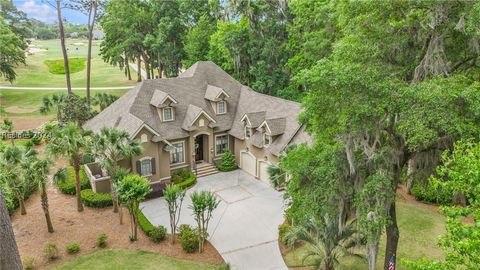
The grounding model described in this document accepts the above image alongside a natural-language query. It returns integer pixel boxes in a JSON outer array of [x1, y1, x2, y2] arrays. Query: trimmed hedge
[[55, 166, 91, 195], [138, 209, 155, 236], [171, 169, 196, 190], [81, 189, 113, 208]]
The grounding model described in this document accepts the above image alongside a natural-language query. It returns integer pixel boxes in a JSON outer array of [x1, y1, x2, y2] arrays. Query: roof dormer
[[258, 117, 286, 136], [150, 89, 178, 108], [204, 85, 230, 101]]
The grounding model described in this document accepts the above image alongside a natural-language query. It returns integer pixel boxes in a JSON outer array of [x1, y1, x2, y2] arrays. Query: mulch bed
[[12, 183, 224, 270]]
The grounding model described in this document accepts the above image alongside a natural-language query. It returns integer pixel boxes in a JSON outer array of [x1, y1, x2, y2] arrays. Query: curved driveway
[[140, 170, 288, 270]]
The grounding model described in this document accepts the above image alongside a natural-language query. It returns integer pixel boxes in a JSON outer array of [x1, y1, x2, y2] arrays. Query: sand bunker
[[28, 47, 47, 54], [5, 106, 38, 114]]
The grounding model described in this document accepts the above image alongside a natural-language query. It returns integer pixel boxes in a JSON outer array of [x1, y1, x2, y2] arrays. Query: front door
[[195, 135, 204, 162]]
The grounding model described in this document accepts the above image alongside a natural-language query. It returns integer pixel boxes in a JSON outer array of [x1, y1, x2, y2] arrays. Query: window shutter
[[151, 158, 156, 174], [136, 160, 141, 174]]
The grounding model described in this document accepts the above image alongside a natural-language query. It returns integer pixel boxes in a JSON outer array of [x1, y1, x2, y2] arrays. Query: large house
[[84, 61, 310, 193]]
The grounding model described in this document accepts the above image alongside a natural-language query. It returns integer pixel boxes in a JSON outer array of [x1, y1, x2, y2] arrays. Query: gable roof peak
[[205, 84, 230, 101]]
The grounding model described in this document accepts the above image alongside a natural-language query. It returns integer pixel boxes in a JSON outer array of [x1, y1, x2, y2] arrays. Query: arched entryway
[[194, 133, 209, 163]]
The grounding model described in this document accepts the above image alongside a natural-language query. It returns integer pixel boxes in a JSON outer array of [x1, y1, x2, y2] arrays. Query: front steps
[[194, 162, 219, 178]]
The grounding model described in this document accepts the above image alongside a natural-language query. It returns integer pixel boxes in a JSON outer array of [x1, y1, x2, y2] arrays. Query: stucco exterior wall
[[131, 128, 161, 182]]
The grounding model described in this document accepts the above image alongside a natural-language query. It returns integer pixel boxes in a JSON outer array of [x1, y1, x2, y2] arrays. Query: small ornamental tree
[[115, 174, 151, 241], [216, 149, 237, 172], [189, 190, 220, 252], [164, 184, 186, 243]]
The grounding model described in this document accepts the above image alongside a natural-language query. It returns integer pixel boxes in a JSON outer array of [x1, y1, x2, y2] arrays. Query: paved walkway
[[140, 170, 288, 270]]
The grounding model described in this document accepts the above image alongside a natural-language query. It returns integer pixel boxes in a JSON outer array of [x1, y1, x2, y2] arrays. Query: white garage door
[[259, 161, 271, 184], [240, 152, 257, 176]]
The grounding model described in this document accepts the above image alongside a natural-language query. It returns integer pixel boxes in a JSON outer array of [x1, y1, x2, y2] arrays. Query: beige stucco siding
[[131, 128, 161, 182]]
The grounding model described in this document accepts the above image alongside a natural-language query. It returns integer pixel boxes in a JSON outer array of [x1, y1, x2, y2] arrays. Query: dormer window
[[245, 126, 251, 138], [163, 107, 174, 121], [263, 134, 272, 146], [217, 101, 226, 114]]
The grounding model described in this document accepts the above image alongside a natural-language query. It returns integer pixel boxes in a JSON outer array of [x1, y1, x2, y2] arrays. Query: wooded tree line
[[279, 1, 480, 269]]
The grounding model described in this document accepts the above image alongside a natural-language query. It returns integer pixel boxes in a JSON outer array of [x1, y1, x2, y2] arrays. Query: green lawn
[[0, 89, 128, 117], [52, 249, 223, 270], [283, 201, 446, 270], [44, 57, 86, 74], [0, 39, 136, 87]]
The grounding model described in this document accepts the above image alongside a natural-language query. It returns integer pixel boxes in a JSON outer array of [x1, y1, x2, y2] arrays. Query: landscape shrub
[[2, 176, 37, 215], [81, 189, 113, 208], [81, 153, 95, 164], [31, 137, 42, 145], [278, 223, 292, 245], [216, 264, 231, 270], [97, 233, 108, 248], [24, 140, 34, 150], [178, 224, 199, 253], [171, 169, 196, 189], [55, 166, 91, 195], [216, 150, 238, 172], [44, 243, 59, 260], [149, 225, 167, 243], [137, 209, 155, 236], [22, 256, 35, 270], [44, 58, 85, 74], [66, 243, 80, 254], [411, 182, 453, 205]]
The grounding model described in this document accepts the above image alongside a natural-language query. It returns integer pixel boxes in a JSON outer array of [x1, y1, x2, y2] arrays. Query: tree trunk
[[85, 0, 98, 107], [56, 0, 72, 94], [137, 58, 142, 82], [0, 190, 22, 270], [18, 196, 26, 215], [145, 60, 151, 79], [74, 164, 84, 212], [406, 158, 415, 194], [125, 56, 132, 80], [383, 201, 399, 270], [41, 186, 54, 233], [110, 179, 119, 213], [367, 243, 379, 270]]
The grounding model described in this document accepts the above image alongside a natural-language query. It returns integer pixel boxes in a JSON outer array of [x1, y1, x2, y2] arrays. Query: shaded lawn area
[[283, 201, 446, 270], [52, 249, 223, 270], [0, 39, 136, 88], [1, 89, 128, 118]]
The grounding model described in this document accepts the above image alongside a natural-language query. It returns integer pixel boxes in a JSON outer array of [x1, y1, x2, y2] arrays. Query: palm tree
[[47, 123, 91, 212], [1, 119, 14, 145], [0, 190, 22, 270], [285, 215, 366, 270], [28, 158, 54, 233], [92, 127, 142, 213], [0, 145, 34, 215], [92, 93, 119, 111]]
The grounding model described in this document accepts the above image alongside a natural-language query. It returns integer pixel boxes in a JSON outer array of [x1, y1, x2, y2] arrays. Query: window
[[215, 135, 229, 155], [170, 142, 185, 164], [245, 127, 251, 138], [140, 158, 152, 176], [217, 101, 226, 114], [163, 107, 173, 121], [264, 134, 272, 146]]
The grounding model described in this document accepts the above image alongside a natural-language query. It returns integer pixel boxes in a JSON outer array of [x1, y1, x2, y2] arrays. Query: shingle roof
[[204, 85, 230, 101], [262, 117, 286, 136], [150, 89, 177, 107], [244, 111, 266, 128], [182, 104, 215, 131], [84, 61, 310, 156]]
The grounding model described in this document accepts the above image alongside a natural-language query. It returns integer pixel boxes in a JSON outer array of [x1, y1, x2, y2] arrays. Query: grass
[[52, 249, 222, 270], [283, 201, 446, 270], [0, 89, 127, 117], [0, 39, 136, 87], [44, 58, 86, 74]]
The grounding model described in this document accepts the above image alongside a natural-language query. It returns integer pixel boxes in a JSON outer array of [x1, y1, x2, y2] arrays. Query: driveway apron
[[140, 170, 288, 270]]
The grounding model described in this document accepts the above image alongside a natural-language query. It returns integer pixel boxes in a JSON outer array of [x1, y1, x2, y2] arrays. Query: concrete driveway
[[140, 170, 288, 270]]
